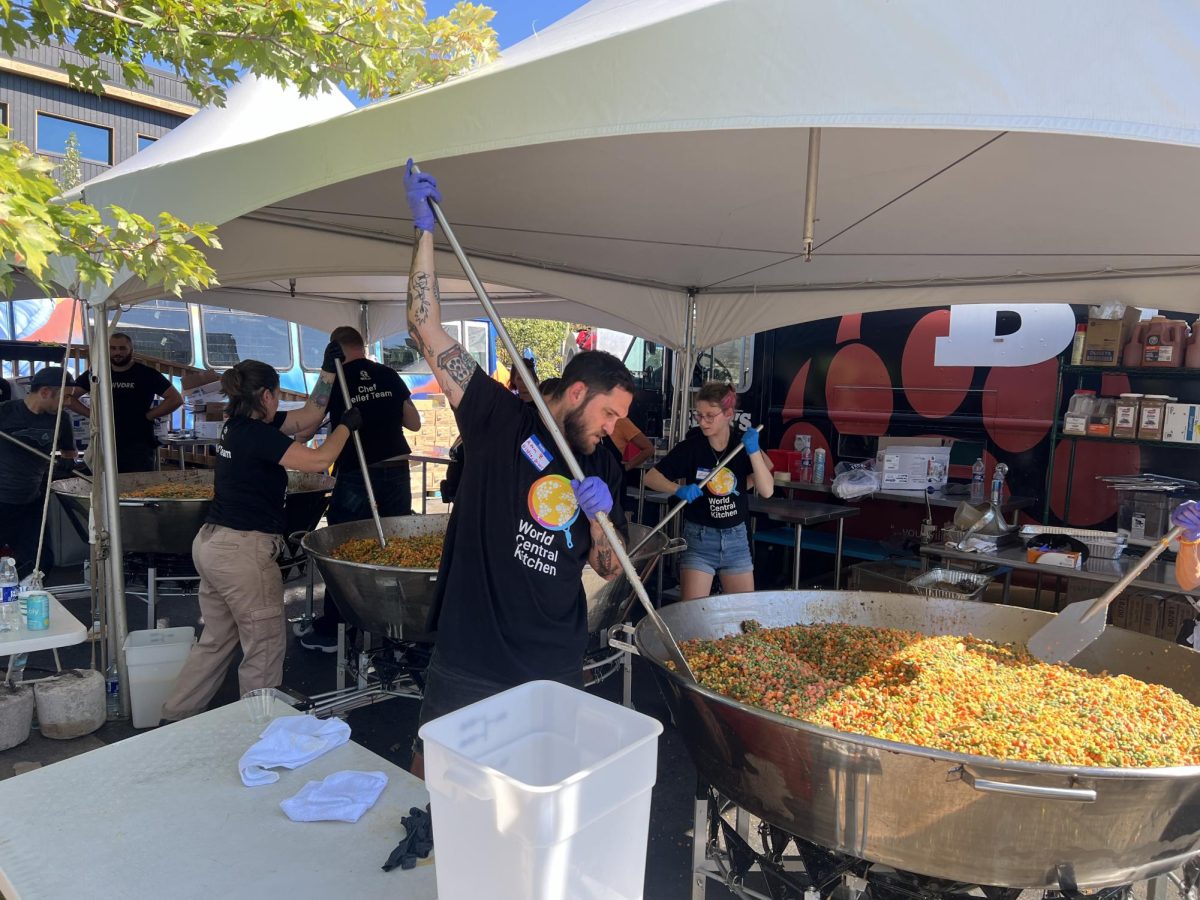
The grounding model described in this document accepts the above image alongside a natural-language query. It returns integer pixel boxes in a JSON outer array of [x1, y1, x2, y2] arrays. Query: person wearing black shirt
[[300, 325, 422, 652], [644, 381, 774, 601], [403, 162, 630, 778], [0, 367, 76, 576], [68, 332, 182, 472], [161, 358, 360, 721]]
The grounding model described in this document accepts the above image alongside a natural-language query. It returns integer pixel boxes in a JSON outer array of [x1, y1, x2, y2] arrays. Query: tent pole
[[802, 128, 821, 261], [358, 301, 370, 346], [92, 305, 132, 716], [674, 290, 697, 444]]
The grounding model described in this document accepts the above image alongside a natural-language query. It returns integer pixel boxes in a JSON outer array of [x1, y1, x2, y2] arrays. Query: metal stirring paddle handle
[[333, 357, 387, 548]]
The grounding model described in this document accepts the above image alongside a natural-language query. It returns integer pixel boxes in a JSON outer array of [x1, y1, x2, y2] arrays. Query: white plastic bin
[[419, 680, 662, 900], [123, 627, 195, 728]]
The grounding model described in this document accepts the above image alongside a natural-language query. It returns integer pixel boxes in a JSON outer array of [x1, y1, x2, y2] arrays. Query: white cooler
[[420, 680, 662, 900], [123, 627, 195, 728]]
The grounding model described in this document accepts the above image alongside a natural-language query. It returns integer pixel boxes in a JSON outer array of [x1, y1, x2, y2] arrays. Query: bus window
[[299, 324, 327, 371], [694, 336, 755, 392], [380, 322, 464, 374], [201, 307, 292, 370], [115, 299, 192, 365], [464, 321, 490, 370]]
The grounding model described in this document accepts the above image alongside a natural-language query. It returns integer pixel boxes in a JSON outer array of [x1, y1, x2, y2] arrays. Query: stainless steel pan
[[631, 590, 1200, 890]]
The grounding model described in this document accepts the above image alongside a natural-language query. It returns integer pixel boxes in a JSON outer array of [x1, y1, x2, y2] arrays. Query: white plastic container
[[420, 680, 663, 900], [123, 627, 195, 728]]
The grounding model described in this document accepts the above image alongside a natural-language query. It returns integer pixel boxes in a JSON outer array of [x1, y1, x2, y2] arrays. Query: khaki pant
[[162, 525, 285, 720]]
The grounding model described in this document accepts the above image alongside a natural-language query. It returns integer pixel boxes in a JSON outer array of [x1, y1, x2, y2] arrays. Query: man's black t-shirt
[[0, 400, 75, 504], [656, 427, 755, 529], [326, 358, 411, 470], [207, 411, 293, 534], [433, 368, 623, 685], [76, 362, 172, 449]]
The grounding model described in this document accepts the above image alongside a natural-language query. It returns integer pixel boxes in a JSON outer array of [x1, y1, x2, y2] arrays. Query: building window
[[137, 134, 157, 152], [0, 102, 8, 128], [201, 307, 292, 370], [117, 299, 192, 366], [36, 112, 112, 164]]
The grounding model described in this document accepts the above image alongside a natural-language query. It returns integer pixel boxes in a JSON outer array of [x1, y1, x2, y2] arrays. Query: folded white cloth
[[238, 715, 351, 787], [280, 770, 389, 823]]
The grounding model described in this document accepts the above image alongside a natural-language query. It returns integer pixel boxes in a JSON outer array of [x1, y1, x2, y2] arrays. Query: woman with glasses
[[643, 381, 773, 601]]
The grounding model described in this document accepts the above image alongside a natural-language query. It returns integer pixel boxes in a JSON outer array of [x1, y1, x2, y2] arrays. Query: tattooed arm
[[588, 520, 624, 582], [407, 229, 478, 408], [281, 369, 335, 437]]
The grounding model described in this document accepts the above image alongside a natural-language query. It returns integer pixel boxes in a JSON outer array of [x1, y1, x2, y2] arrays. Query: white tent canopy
[[73, 0, 1200, 350]]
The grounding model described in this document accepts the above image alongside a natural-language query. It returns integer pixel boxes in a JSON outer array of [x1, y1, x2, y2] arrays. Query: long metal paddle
[[0, 429, 90, 483], [629, 425, 762, 556], [333, 357, 387, 549], [412, 162, 697, 681], [1026, 525, 1185, 664]]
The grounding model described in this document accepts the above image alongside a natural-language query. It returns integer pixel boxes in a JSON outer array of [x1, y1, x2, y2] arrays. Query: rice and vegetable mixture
[[331, 533, 444, 569], [682, 620, 1200, 768], [122, 484, 214, 500]]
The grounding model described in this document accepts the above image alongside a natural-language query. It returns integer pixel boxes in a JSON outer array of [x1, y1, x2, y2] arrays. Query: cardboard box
[[1162, 403, 1200, 444], [181, 369, 221, 391], [204, 402, 225, 419], [1082, 307, 1141, 367], [1139, 593, 1164, 637], [876, 442, 951, 489], [1110, 593, 1129, 629], [1026, 547, 1083, 568], [184, 384, 225, 410]]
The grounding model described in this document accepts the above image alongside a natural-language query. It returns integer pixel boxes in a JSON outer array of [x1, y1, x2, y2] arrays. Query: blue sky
[[428, 0, 590, 49]]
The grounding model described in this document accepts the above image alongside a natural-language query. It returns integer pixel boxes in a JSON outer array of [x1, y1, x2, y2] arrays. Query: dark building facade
[[0, 42, 197, 183]]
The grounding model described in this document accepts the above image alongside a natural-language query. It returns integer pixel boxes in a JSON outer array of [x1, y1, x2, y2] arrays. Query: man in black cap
[[0, 367, 77, 574]]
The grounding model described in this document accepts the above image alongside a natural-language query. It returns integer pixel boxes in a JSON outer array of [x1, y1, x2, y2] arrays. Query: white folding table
[[0, 593, 87, 681], [0, 699, 437, 900]]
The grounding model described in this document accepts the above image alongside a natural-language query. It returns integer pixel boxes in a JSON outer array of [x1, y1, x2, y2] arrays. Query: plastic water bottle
[[970, 458, 986, 503], [0, 557, 19, 633], [105, 662, 121, 719], [990, 463, 1007, 505]]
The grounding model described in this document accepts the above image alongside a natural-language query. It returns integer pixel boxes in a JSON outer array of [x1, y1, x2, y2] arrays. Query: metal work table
[[749, 496, 859, 589], [774, 474, 1036, 512], [162, 434, 217, 469], [0, 698, 436, 900], [920, 542, 1187, 609]]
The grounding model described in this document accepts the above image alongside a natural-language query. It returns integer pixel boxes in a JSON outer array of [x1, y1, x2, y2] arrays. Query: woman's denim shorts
[[680, 521, 754, 576]]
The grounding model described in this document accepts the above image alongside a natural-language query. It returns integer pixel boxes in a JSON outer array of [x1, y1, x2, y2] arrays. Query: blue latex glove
[[571, 477, 613, 521], [741, 427, 760, 455], [675, 484, 703, 504], [404, 159, 442, 233], [1171, 501, 1200, 542]]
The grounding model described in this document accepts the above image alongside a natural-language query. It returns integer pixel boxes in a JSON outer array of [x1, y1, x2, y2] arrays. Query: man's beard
[[111, 353, 132, 367], [563, 405, 599, 456]]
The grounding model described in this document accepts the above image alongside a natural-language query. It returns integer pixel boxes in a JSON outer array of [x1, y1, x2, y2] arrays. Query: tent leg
[[673, 290, 698, 444], [91, 305, 132, 717]]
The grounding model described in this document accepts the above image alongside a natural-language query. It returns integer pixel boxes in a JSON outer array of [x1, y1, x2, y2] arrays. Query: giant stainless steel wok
[[632, 590, 1200, 890], [302, 515, 678, 644], [53, 470, 335, 556]]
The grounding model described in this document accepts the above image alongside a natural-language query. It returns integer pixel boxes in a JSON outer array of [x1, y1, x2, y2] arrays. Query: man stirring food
[[402, 162, 630, 777], [68, 332, 182, 472]]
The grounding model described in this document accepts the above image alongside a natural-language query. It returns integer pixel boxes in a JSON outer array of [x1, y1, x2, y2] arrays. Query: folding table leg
[[834, 519, 845, 589]]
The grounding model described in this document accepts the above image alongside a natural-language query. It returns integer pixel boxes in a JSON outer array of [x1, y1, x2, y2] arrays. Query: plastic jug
[[1142, 316, 1184, 367], [1187, 327, 1200, 369], [1122, 320, 1147, 367]]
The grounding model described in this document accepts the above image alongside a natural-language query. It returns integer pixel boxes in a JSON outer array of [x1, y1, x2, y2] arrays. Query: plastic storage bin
[[420, 680, 663, 900], [848, 559, 922, 593], [123, 627, 195, 728]]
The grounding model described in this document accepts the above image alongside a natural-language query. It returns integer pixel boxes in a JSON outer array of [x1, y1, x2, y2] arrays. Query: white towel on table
[[280, 770, 389, 823], [239, 715, 351, 787]]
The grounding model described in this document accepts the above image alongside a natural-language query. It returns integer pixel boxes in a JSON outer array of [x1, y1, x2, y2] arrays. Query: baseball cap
[[29, 367, 67, 390]]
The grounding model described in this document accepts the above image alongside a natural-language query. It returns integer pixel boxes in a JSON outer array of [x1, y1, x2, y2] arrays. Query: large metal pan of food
[[632, 590, 1200, 890], [302, 518, 679, 645], [53, 470, 335, 556]]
